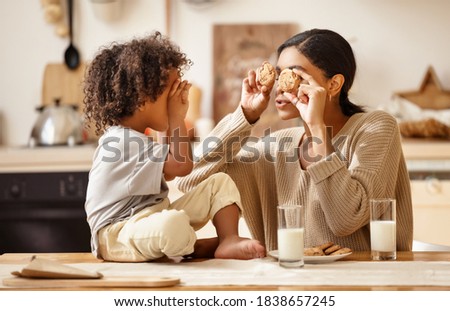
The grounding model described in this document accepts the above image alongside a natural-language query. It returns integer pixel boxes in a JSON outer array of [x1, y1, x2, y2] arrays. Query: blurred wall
[[1, 0, 449, 146]]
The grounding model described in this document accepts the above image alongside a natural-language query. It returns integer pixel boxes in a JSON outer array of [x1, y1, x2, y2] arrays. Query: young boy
[[83, 32, 265, 262]]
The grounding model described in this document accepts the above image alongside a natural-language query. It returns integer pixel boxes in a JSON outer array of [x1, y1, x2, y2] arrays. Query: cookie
[[330, 247, 352, 255], [304, 247, 325, 256], [278, 68, 301, 93], [257, 62, 276, 88], [324, 244, 342, 255], [317, 242, 334, 251]]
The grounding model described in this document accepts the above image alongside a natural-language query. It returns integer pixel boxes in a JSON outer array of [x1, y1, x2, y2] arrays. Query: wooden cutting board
[[3, 256, 180, 288], [3, 276, 180, 288], [42, 62, 86, 106], [40, 62, 100, 141]]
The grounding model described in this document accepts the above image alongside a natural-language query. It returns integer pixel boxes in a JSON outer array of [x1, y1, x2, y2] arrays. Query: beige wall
[[1, 0, 450, 146]]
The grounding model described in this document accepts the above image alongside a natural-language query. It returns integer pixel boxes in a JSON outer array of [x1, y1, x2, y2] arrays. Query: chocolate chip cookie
[[257, 62, 276, 89], [278, 68, 301, 93]]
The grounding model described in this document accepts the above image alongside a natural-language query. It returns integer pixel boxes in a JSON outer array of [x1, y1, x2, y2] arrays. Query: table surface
[[1, 251, 449, 291]]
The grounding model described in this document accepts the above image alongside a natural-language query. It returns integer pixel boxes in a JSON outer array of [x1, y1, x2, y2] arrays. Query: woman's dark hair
[[277, 29, 364, 116], [84, 31, 192, 135]]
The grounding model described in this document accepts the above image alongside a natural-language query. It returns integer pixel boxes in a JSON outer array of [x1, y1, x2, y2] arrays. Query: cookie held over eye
[[278, 68, 301, 93], [257, 62, 276, 89]]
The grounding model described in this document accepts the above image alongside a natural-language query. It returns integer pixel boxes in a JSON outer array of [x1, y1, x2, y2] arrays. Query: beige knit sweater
[[177, 107, 413, 251]]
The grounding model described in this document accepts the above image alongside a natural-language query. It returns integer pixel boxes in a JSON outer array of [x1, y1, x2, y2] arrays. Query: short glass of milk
[[370, 198, 396, 260], [277, 205, 305, 268]]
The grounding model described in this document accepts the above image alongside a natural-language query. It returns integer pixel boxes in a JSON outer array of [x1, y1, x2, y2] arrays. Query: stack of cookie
[[305, 242, 352, 256]]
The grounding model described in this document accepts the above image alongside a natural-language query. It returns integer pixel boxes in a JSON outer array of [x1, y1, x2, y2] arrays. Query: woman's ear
[[328, 74, 345, 96]]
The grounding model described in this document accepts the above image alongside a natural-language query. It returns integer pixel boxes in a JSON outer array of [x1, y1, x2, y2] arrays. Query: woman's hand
[[240, 69, 273, 124], [283, 70, 334, 160], [283, 70, 327, 129]]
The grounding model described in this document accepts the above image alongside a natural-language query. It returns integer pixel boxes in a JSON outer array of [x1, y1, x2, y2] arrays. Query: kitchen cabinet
[[0, 144, 94, 173], [0, 145, 95, 253], [402, 139, 450, 247], [1, 138, 448, 251], [410, 180, 450, 246]]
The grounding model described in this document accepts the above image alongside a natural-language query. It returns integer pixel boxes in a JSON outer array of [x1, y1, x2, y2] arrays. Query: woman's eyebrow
[[275, 65, 305, 72]]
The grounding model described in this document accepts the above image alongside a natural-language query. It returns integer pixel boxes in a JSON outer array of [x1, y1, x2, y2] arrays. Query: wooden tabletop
[[1, 251, 449, 291]]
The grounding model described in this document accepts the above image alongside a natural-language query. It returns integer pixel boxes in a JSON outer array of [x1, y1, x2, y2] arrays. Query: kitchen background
[[1, 0, 450, 145], [0, 0, 449, 253]]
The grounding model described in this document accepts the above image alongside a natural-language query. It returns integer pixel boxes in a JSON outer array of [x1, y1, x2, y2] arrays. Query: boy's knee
[[209, 172, 231, 182], [159, 210, 190, 233], [205, 172, 236, 190], [158, 210, 196, 256]]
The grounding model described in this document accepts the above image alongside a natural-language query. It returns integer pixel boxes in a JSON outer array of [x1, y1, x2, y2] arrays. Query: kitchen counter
[[0, 138, 447, 171], [401, 138, 450, 172], [1, 251, 450, 291], [0, 144, 96, 173], [401, 138, 450, 160], [0, 138, 447, 246]]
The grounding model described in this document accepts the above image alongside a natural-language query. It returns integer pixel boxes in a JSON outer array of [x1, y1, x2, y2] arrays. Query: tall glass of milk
[[370, 199, 396, 260], [277, 205, 305, 268]]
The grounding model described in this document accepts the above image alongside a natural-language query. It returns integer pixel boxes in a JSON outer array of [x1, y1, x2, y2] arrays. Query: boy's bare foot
[[214, 236, 266, 260]]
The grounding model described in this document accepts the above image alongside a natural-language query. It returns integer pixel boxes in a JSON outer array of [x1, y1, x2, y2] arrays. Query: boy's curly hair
[[83, 31, 192, 135]]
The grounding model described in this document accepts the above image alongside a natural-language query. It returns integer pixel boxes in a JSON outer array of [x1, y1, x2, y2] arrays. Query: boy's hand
[[163, 78, 193, 180], [168, 79, 192, 123]]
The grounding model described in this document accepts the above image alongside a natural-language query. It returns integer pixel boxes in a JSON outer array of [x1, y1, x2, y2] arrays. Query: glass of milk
[[277, 205, 305, 268], [370, 199, 396, 260]]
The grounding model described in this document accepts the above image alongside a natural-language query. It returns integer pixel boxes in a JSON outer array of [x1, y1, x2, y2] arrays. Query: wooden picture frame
[[213, 23, 300, 137]]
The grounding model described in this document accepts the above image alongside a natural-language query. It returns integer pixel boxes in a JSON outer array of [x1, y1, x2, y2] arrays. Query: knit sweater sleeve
[[307, 111, 404, 236], [176, 106, 254, 193]]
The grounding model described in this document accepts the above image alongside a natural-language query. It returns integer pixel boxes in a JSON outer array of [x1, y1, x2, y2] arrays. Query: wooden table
[[1, 251, 449, 291]]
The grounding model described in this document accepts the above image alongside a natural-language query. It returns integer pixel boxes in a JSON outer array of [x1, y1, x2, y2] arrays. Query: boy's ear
[[138, 104, 147, 112], [328, 74, 345, 96]]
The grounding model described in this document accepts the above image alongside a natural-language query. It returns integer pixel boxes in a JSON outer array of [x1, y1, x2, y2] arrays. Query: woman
[[177, 29, 413, 252]]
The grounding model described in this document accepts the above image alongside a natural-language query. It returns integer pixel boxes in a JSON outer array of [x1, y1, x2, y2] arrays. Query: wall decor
[[213, 23, 300, 137]]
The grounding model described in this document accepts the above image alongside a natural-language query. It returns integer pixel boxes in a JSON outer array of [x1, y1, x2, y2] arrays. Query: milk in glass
[[370, 199, 396, 260], [278, 228, 304, 261]]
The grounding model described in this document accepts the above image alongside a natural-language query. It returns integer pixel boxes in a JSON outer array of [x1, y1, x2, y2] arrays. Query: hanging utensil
[[64, 0, 80, 70]]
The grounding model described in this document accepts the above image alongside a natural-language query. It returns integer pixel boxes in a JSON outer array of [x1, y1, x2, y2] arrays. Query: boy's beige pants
[[97, 173, 241, 262]]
